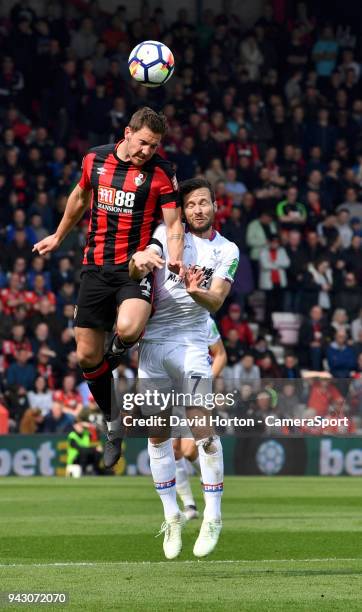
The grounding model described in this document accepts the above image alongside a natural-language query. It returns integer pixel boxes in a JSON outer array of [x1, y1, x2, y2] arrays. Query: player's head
[[179, 178, 216, 235], [124, 107, 167, 166]]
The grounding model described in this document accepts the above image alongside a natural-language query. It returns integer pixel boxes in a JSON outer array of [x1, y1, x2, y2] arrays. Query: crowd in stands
[[1, 1, 362, 436]]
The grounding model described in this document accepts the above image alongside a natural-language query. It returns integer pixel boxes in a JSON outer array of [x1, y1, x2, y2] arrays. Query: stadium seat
[[272, 313, 301, 345]]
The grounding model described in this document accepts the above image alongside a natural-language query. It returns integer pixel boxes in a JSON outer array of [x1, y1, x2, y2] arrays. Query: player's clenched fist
[[129, 250, 165, 280], [32, 234, 60, 256]]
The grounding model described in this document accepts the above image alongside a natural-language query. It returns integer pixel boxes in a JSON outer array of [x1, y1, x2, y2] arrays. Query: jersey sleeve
[[147, 223, 167, 256], [214, 242, 240, 283], [156, 161, 180, 209], [78, 153, 95, 191], [207, 317, 221, 346]]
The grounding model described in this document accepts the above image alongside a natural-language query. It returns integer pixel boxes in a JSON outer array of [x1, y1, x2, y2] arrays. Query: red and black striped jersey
[[79, 141, 179, 266]]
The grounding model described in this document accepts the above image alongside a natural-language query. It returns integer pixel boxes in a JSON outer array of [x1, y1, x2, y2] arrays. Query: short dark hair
[[128, 107, 167, 136], [179, 178, 215, 205]]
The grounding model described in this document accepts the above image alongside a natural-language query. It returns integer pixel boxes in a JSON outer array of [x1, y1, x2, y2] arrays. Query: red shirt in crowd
[[220, 316, 254, 345]]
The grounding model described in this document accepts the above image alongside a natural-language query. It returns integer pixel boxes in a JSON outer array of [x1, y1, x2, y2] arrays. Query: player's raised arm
[[162, 206, 185, 276], [33, 151, 93, 258]]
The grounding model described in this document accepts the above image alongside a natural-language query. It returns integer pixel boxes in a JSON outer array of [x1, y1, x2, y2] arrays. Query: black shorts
[[74, 265, 154, 331]]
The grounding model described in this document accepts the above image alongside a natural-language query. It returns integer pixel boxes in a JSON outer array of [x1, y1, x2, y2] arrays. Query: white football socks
[[148, 439, 180, 519], [175, 457, 196, 508], [197, 436, 224, 521]]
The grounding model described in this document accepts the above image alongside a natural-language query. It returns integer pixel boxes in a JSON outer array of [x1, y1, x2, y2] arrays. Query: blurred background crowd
[[1, 0, 362, 436]]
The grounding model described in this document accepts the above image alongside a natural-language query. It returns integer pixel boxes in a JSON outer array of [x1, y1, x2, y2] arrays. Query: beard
[[187, 217, 213, 234]]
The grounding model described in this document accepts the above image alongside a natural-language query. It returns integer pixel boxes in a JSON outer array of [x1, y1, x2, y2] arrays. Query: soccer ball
[[128, 40, 175, 88]]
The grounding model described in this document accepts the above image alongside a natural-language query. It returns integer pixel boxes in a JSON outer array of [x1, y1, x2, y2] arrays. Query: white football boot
[[156, 513, 186, 560], [193, 518, 222, 557]]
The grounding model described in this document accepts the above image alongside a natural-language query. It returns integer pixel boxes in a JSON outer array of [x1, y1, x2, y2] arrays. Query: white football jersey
[[142, 224, 239, 345]]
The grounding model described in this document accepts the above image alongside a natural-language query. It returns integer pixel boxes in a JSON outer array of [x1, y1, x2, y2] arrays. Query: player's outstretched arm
[[185, 269, 231, 314], [162, 207, 185, 277], [129, 250, 165, 280], [33, 185, 91, 256]]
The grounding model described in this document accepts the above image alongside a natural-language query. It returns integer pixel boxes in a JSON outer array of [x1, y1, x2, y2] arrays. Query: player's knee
[[197, 436, 221, 455], [116, 319, 141, 343], [77, 345, 101, 369]]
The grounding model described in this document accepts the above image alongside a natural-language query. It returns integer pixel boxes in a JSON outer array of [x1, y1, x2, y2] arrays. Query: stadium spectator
[[342, 235, 362, 280], [259, 236, 290, 325], [283, 230, 307, 312], [66, 418, 102, 474], [0, 396, 9, 434], [333, 273, 362, 319], [27, 375, 52, 416], [307, 377, 344, 416], [233, 353, 260, 391], [42, 400, 74, 434], [276, 186, 307, 231], [299, 305, 328, 370], [53, 374, 83, 417], [223, 329, 246, 378], [70, 17, 98, 60], [301, 258, 333, 313], [6, 348, 36, 390], [224, 168, 247, 205], [351, 309, 362, 342], [220, 303, 253, 345], [246, 211, 277, 279], [335, 209, 353, 248], [329, 308, 350, 339], [337, 187, 362, 220], [327, 329, 357, 378], [27, 256, 51, 291], [280, 353, 302, 379], [312, 26, 339, 79]]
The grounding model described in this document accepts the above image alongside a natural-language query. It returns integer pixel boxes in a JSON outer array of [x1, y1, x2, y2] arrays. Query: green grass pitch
[[0, 476, 361, 611]]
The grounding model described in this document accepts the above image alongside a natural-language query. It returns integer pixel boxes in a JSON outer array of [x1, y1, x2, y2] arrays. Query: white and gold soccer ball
[[128, 40, 175, 88]]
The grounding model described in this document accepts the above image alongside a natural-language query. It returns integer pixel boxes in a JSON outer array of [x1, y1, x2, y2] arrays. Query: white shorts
[[139, 341, 212, 379], [137, 341, 212, 417]]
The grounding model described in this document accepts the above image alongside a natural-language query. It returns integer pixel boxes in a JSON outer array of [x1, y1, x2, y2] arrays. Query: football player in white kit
[[174, 316, 227, 521], [130, 178, 239, 559]]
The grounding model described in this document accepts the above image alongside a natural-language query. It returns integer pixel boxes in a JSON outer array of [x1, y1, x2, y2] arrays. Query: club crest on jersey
[[134, 172, 147, 187]]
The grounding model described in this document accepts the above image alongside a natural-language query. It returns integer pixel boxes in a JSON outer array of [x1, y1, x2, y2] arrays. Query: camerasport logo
[[97, 185, 135, 213]]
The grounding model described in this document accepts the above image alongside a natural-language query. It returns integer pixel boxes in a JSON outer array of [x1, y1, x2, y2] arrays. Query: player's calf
[[81, 359, 123, 469], [192, 435, 223, 556], [149, 438, 184, 559]]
